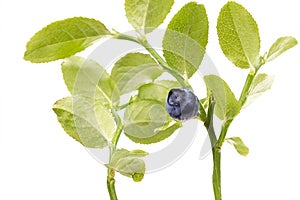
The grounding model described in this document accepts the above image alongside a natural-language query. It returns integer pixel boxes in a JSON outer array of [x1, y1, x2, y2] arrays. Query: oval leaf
[[24, 17, 111, 63], [204, 75, 241, 120], [266, 36, 298, 62], [52, 96, 116, 148], [126, 120, 182, 144], [62, 56, 120, 108], [163, 2, 208, 78], [125, 0, 174, 34], [226, 137, 249, 156], [138, 80, 180, 102], [217, 2, 260, 69], [111, 53, 162, 95], [106, 148, 148, 182], [245, 73, 274, 106], [124, 100, 181, 144], [249, 73, 274, 96]]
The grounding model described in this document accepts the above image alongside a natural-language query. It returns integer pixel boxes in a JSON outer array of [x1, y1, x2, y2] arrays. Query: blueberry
[[166, 88, 199, 121]]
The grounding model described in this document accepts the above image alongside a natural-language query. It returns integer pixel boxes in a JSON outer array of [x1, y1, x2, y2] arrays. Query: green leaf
[[198, 101, 207, 122], [62, 56, 120, 108], [226, 137, 249, 156], [217, 2, 260, 69], [245, 73, 274, 106], [24, 17, 111, 63], [204, 75, 241, 120], [125, 0, 174, 34], [126, 120, 182, 144], [124, 99, 181, 144], [138, 80, 180, 102], [266, 36, 298, 62], [163, 2, 208, 78], [106, 148, 148, 182], [52, 96, 116, 148], [111, 53, 162, 95], [249, 73, 274, 96]]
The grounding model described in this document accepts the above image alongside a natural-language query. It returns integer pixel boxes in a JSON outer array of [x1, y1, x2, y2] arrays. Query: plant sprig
[[24, 1, 297, 200]]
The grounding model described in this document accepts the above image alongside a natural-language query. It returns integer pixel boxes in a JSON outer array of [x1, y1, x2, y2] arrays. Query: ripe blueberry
[[166, 88, 199, 121]]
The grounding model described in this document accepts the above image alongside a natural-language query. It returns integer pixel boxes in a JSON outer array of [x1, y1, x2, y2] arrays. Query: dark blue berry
[[166, 88, 199, 121]]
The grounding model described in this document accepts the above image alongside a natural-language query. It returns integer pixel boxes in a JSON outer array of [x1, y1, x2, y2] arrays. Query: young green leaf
[[124, 99, 181, 144], [24, 17, 111, 63], [125, 0, 174, 34], [163, 2, 208, 78], [138, 80, 180, 102], [244, 73, 274, 106], [249, 73, 274, 96], [226, 137, 249, 156], [126, 120, 182, 144], [217, 2, 260, 69], [52, 96, 116, 148], [62, 56, 120, 108], [111, 53, 163, 95], [106, 148, 148, 182], [266, 36, 298, 62], [204, 75, 241, 120]]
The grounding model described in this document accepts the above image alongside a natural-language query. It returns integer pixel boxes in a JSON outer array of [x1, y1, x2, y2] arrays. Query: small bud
[[132, 173, 144, 182]]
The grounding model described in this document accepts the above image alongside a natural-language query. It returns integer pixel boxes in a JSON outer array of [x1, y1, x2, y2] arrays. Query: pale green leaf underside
[[138, 80, 180, 102], [125, 0, 174, 34], [249, 73, 274, 96], [126, 120, 182, 144], [124, 99, 181, 144], [245, 73, 274, 106], [111, 53, 162, 95], [204, 75, 241, 120], [61, 56, 120, 108], [226, 137, 249, 156], [267, 36, 298, 62], [106, 148, 148, 182], [24, 17, 111, 63], [163, 2, 208, 78], [52, 96, 116, 148], [217, 2, 260, 69]]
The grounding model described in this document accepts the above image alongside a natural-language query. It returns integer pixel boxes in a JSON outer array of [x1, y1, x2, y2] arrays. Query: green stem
[[212, 148, 221, 200], [107, 168, 118, 200], [209, 60, 265, 200], [111, 109, 123, 146], [113, 32, 189, 88], [204, 94, 222, 200], [204, 94, 217, 146], [239, 59, 265, 106], [216, 120, 233, 148], [113, 32, 140, 43], [138, 37, 189, 88], [238, 73, 255, 106], [207, 61, 264, 200], [116, 102, 130, 111], [106, 109, 123, 200]]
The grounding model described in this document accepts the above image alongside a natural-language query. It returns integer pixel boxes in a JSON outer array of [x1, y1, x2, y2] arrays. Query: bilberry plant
[[24, 1, 297, 200]]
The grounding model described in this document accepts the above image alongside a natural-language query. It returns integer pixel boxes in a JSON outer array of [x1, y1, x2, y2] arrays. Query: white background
[[1, 0, 300, 199]]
